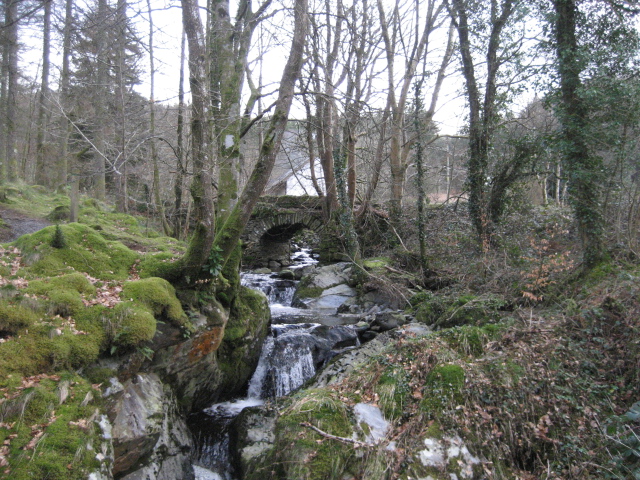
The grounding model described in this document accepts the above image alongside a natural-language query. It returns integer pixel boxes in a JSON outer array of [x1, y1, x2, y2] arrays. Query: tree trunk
[[553, 0, 604, 268], [58, 0, 73, 193], [449, 0, 514, 249], [93, 0, 108, 200], [3, 0, 19, 181], [215, 0, 308, 267], [35, 0, 52, 186], [174, 28, 187, 239], [147, 0, 171, 234], [176, 0, 217, 283]]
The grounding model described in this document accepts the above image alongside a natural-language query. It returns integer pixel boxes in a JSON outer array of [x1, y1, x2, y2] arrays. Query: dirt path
[[0, 205, 51, 243]]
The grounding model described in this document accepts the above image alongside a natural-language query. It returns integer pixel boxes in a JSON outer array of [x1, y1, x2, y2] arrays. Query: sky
[[16, 0, 553, 137]]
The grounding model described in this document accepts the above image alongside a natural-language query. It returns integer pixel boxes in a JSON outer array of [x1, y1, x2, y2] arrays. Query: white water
[[192, 248, 319, 479]]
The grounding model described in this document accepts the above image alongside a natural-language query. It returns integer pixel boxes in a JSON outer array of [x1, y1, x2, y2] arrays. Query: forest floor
[[0, 204, 50, 242]]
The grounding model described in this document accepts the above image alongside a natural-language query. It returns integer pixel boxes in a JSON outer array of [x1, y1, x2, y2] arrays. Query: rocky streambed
[[186, 253, 426, 479]]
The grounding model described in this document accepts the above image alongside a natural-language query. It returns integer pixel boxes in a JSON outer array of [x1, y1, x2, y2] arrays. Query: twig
[[300, 422, 370, 447], [384, 265, 405, 275]]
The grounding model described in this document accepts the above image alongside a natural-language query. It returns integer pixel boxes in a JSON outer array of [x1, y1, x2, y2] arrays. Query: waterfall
[[192, 248, 359, 479], [241, 275, 297, 306], [247, 325, 319, 399]]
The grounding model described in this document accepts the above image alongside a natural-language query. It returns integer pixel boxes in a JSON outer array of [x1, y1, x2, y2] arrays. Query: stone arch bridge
[[241, 196, 325, 269]]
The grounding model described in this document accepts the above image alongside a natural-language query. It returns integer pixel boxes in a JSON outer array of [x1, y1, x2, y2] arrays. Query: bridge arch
[[248, 212, 324, 245], [242, 198, 325, 269]]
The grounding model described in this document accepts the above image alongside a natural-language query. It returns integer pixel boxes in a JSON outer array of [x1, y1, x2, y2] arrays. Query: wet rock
[[230, 406, 277, 480], [417, 435, 482, 479], [268, 260, 281, 270], [152, 287, 270, 412], [106, 373, 193, 480], [297, 262, 352, 289], [311, 324, 359, 350], [370, 311, 410, 332], [253, 268, 272, 275], [313, 333, 392, 387], [401, 322, 433, 337], [277, 269, 295, 280], [295, 282, 358, 312], [354, 403, 389, 444]]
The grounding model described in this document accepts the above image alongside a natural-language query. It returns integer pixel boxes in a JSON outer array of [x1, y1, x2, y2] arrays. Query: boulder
[[106, 373, 193, 480], [292, 265, 357, 312], [313, 333, 392, 388], [152, 287, 270, 411], [303, 262, 352, 289], [230, 406, 278, 480], [277, 269, 295, 280], [369, 311, 410, 332]]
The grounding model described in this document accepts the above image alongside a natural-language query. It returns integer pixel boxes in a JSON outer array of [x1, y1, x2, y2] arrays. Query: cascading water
[[192, 248, 343, 480]]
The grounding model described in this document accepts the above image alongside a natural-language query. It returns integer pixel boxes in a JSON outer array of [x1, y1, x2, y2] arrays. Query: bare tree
[[447, 0, 528, 249], [1, 0, 19, 181], [34, 0, 52, 186]]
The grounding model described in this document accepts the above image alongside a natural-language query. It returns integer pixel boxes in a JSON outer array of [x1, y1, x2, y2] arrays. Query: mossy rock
[[420, 364, 465, 414], [46, 205, 70, 222], [74, 305, 108, 345], [375, 366, 411, 421], [107, 302, 156, 349], [47, 289, 84, 317], [414, 293, 507, 328], [225, 286, 269, 342], [0, 301, 38, 335], [294, 285, 324, 299], [122, 277, 189, 329], [14, 223, 138, 280], [413, 291, 448, 324], [363, 256, 391, 271], [27, 272, 97, 297], [272, 389, 355, 480], [137, 251, 181, 278]]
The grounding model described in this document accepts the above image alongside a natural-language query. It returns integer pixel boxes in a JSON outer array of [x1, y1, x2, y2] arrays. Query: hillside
[[0, 184, 637, 480]]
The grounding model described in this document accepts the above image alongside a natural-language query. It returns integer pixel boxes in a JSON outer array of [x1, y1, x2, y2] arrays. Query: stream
[[189, 248, 360, 480]]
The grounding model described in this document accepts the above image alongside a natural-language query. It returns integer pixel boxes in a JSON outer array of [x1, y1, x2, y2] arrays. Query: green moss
[[71, 305, 108, 350], [414, 293, 507, 328], [0, 301, 38, 334], [413, 292, 447, 324], [252, 203, 279, 219], [375, 366, 411, 420], [14, 223, 138, 280], [122, 277, 189, 328], [21, 385, 58, 424], [438, 324, 506, 357], [363, 256, 391, 270], [84, 366, 116, 385], [0, 313, 104, 377], [225, 287, 269, 342], [35, 272, 96, 295], [420, 364, 465, 414], [138, 251, 181, 278], [0, 336, 49, 379], [54, 331, 101, 368], [274, 389, 355, 480], [48, 290, 84, 317], [46, 205, 70, 222], [66, 273, 96, 294], [295, 286, 324, 299], [107, 302, 156, 349], [0, 374, 104, 480]]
